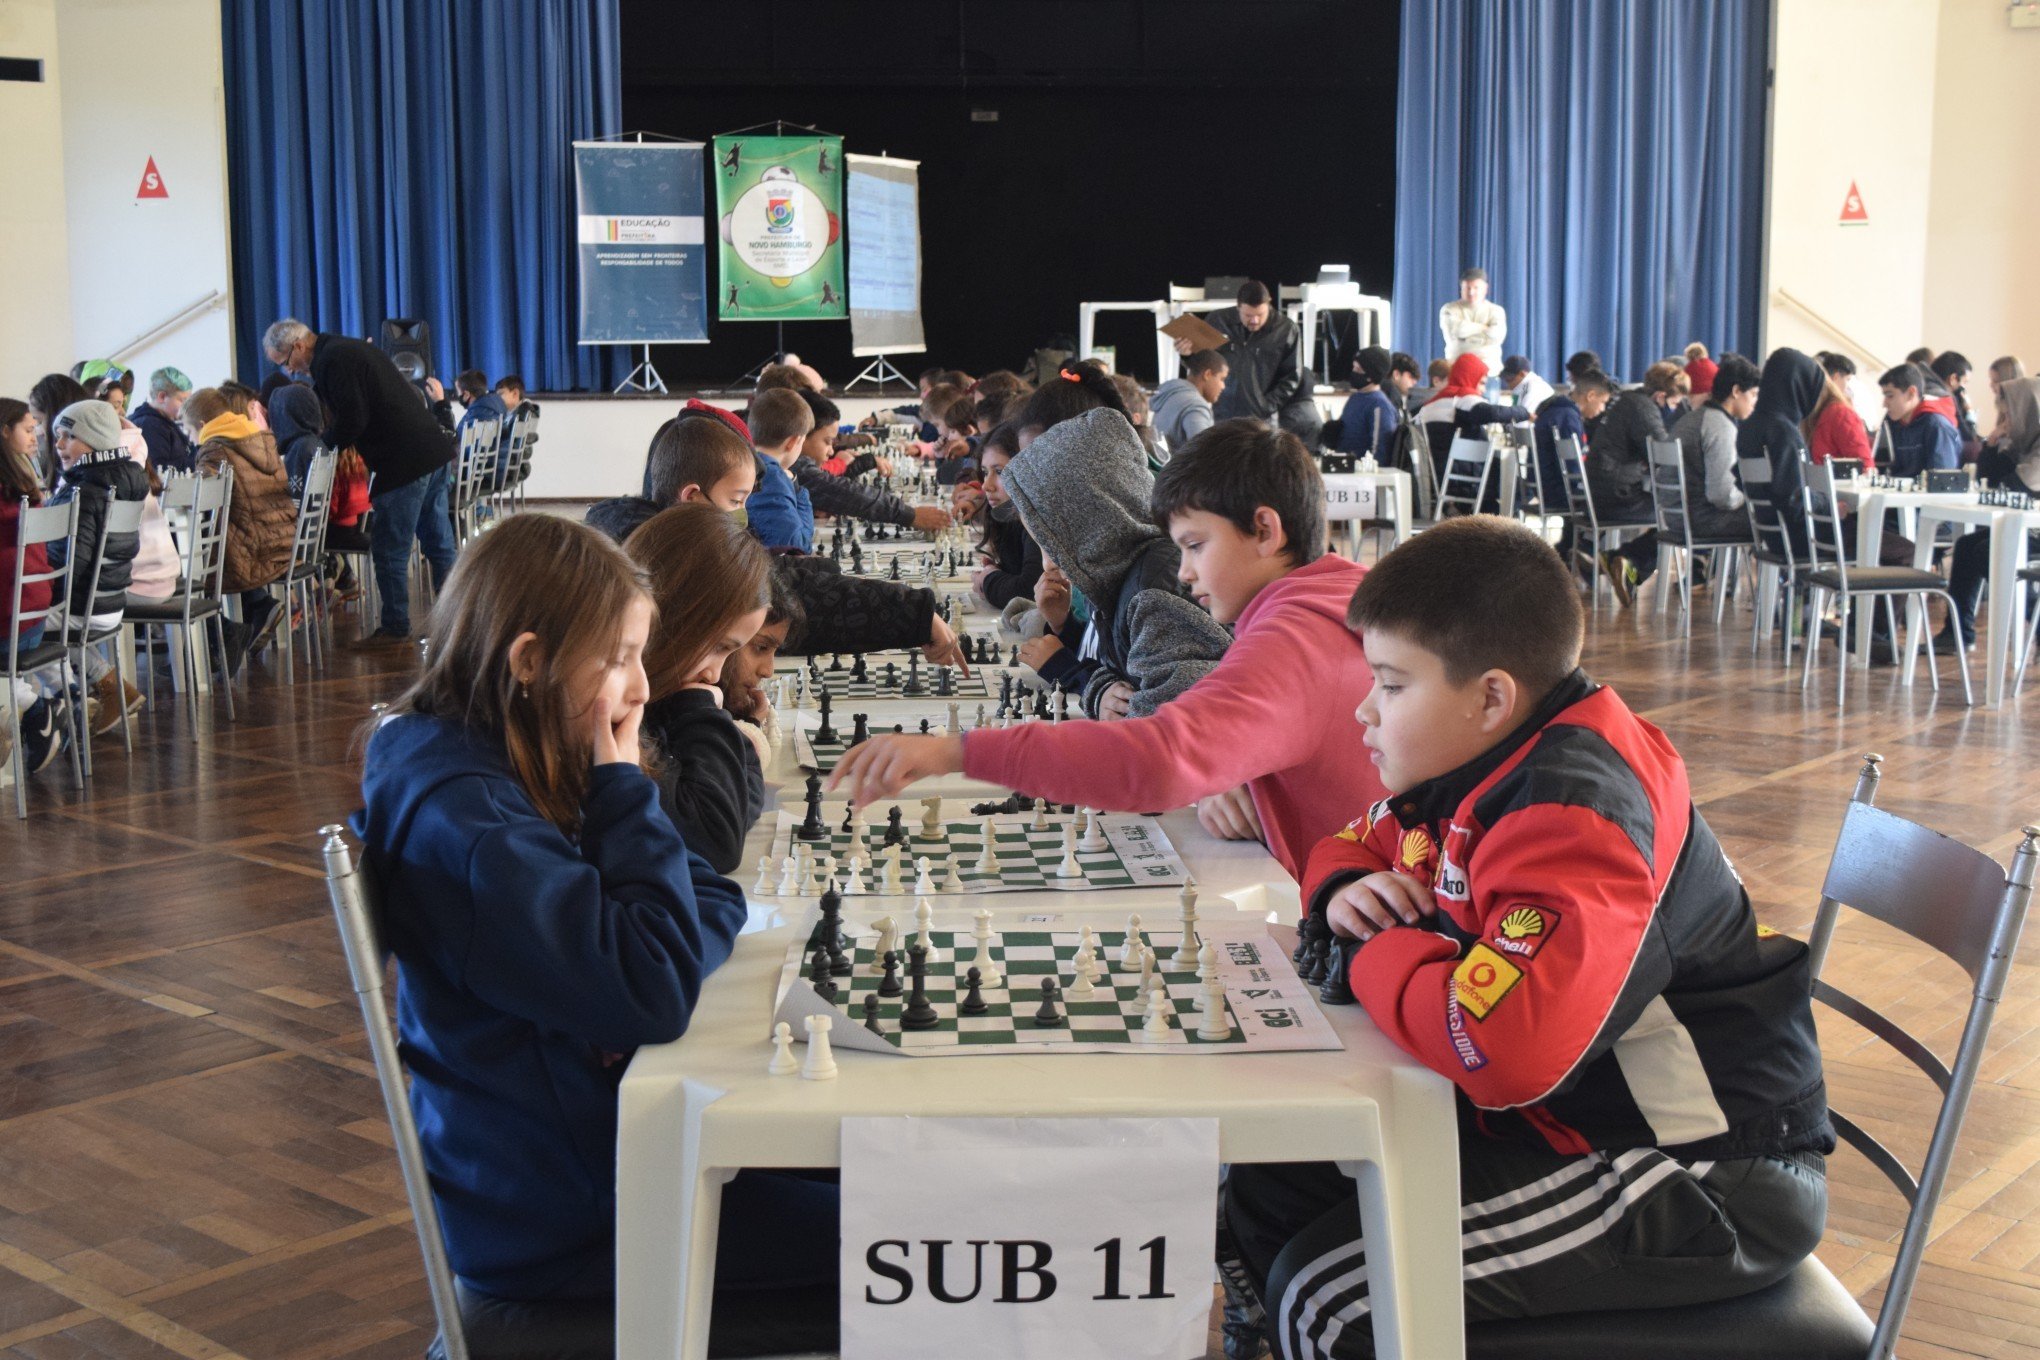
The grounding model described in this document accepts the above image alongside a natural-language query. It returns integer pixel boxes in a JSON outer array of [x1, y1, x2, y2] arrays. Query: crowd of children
[[26, 318, 2016, 1357]]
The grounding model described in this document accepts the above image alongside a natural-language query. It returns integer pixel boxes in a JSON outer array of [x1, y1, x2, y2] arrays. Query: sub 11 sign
[[840, 1117, 1218, 1360]]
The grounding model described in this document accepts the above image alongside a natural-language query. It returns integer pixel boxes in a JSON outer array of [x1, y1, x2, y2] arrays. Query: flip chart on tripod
[[846, 154, 926, 357]]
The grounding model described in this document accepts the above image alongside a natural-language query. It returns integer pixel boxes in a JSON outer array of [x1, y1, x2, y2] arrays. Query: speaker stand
[[614, 345, 667, 394], [843, 353, 912, 392]]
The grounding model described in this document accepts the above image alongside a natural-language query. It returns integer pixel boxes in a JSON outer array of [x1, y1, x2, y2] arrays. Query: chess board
[[793, 711, 958, 774], [772, 924, 1344, 1057], [767, 808, 1190, 896], [780, 662, 997, 702]]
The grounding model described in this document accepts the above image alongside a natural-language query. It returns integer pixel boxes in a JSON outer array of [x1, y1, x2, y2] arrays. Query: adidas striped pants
[[1225, 1139, 1826, 1359]]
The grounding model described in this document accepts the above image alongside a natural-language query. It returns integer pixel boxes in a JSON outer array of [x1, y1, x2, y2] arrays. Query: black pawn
[[809, 949, 837, 1003], [883, 661, 899, 687], [828, 652, 844, 672], [863, 992, 886, 1034], [813, 691, 837, 746], [1032, 977, 1066, 1028], [935, 665, 954, 697], [849, 712, 871, 747], [918, 718, 931, 735], [901, 945, 940, 1030], [1008, 643, 1020, 667], [1032, 686, 1049, 720], [796, 774, 827, 841], [887, 556, 901, 580], [877, 949, 904, 997], [959, 966, 989, 1016], [884, 806, 907, 847], [851, 653, 869, 683]]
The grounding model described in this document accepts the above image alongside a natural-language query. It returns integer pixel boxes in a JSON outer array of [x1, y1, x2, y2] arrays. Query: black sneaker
[[347, 627, 412, 652], [1931, 628, 1971, 656], [245, 595, 286, 656], [19, 697, 66, 773], [219, 618, 251, 679]]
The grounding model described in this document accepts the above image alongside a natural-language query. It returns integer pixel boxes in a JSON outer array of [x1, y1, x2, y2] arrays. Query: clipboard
[[1160, 313, 1228, 353]]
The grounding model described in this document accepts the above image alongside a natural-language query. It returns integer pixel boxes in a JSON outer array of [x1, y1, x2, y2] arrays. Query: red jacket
[[1807, 400, 1871, 465], [0, 495, 51, 635], [1302, 673, 1832, 1160]]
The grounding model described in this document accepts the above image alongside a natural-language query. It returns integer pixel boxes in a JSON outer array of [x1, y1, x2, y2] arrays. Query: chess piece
[[1055, 822, 1082, 878], [1120, 914, 1145, 966], [974, 702, 987, 730], [883, 661, 899, 687], [1168, 882, 1200, 965], [849, 712, 871, 747], [1069, 943, 1097, 999], [901, 945, 940, 1030], [970, 909, 1003, 988], [902, 653, 926, 696], [753, 856, 773, 894], [914, 897, 940, 962], [809, 949, 837, 1003], [1139, 942, 1156, 992], [813, 691, 838, 746], [1197, 974, 1232, 1039], [843, 851, 867, 894], [880, 852, 902, 895], [1141, 981, 1174, 1042], [768, 1021, 799, 1075], [796, 775, 828, 841], [919, 795, 944, 838], [1032, 977, 1066, 1028], [801, 1015, 838, 1080], [914, 856, 934, 894], [1079, 809, 1109, 853], [935, 664, 954, 697], [818, 888, 849, 971], [777, 855, 799, 897], [851, 652, 869, 682], [1031, 797, 1048, 830], [1053, 687, 1068, 722], [939, 850, 963, 892], [973, 818, 1001, 874], [946, 702, 961, 735], [863, 993, 885, 1036], [959, 966, 989, 1016], [1318, 936, 1357, 1006], [877, 949, 904, 997], [829, 652, 845, 673], [885, 806, 908, 847]]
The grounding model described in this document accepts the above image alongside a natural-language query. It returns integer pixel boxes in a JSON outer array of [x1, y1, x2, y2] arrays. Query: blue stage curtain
[[223, 0, 622, 391], [1392, 0, 1768, 380]]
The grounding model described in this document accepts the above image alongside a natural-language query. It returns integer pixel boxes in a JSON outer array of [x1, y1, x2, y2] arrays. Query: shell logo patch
[[1397, 827, 1434, 875], [1492, 905, 1560, 960], [1755, 923, 1780, 939], [1451, 943, 1523, 1021]]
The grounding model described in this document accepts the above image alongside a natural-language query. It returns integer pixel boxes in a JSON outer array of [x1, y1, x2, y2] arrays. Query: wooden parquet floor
[[1, 584, 2036, 1359]]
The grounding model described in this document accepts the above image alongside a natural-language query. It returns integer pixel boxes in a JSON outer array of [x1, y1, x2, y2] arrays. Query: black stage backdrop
[[619, 0, 1398, 391]]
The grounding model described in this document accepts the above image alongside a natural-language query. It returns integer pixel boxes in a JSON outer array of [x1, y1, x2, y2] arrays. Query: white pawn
[[915, 897, 941, 962], [801, 1014, 838, 1081], [1031, 798, 1048, 830], [1197, 973, 1231, 1040], [1055, 822, 1082, 879], [1079, 924, 1100, 958], [974, 702, 988, 730], [1079, 809, 1109, 853], [914, 855, 934, 894], [795, 844, 816, 895], [1193, 938, 1220, 1011], [776, 855, 799, 897], [1119, 914, 1145, 966], [844, 851, 867, 894], [974, 818, 1001, 874], [939, 850, 963, 892], [1069, 944, 1097, 999], [820, 853, 838, 895], [971, 909, 1003, 988], [1140, 982, 1174, 1042], [768, 1021, 799, 1075], [753, 855, 774, 894]]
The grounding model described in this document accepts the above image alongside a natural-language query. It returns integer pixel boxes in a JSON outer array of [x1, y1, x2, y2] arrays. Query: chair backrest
[[1498, 424, 1542, 515], [1737, 452, 1797, 571], [7, 498, 79, 668], [1437, 436, 1492, 517], [1805, 755, 2037, 1360], [1647, 436, 1692, 545], [79, 492, 147, 621], [318, 825, 471, 1360], [1558, 435, 1601, 533], [160, 468, 235, 603], [1801, 457, 1851, 581], [289, 449, 338, 572]]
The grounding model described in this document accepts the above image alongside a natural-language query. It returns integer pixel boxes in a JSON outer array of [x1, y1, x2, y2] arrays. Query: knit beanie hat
[[1353, 346, 1394, 389], [52, 400, 124, 452], [1686, 356, 1719, 398]]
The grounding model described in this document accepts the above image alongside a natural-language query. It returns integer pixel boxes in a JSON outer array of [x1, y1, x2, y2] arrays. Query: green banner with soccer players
[[713, 133, 846, 321]]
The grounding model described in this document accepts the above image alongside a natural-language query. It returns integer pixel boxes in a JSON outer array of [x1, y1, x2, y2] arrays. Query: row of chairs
[[451, 408, 539, 546]]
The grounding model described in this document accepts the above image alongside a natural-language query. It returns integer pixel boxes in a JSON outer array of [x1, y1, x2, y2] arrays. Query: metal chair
[[1737, 452, 1813, 662], [124, 469, 236, 733], [69, 491, 147, 777], [1435, 436, 1494, 519], [2014, 562, 2040, 690], [319, 825, 471, 1360], [1558, 436, 1653, 600], [1799, 460, 1972, 709], [5, 498, 84, 817], [275, 449, 337, 682], [496, 404, 539, 517], [1467, 754, 2034, 1360], [1645, 437, 1749, 630], [452, 420, 502, 544]]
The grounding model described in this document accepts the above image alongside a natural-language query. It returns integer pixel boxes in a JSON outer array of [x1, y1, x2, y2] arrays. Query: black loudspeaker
[[377, 318, 432, 385]]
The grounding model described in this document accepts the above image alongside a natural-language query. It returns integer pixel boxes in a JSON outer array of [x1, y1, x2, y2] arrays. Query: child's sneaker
[[89, 672, 146, 736], [19, 697, 67, 773], [1600, 549, 1638, 606]]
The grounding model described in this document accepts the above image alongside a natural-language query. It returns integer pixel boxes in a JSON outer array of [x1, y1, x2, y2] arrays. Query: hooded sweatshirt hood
[[1234, 553, 1366, 636], [1754, 348, 1824, 427], [267, 383, 323, 451], [1002, 407, 1162, 608]]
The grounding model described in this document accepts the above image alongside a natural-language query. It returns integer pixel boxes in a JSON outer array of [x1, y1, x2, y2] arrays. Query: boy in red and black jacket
[[1223, 516, 1834, 1360]]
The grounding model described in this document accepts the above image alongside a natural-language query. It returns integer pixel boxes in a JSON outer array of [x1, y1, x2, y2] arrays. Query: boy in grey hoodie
[[1003, 408, 1233, 717]]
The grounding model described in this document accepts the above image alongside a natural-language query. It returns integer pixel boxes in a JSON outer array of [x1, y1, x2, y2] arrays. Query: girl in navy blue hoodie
[[352, 514, 836, 1358]]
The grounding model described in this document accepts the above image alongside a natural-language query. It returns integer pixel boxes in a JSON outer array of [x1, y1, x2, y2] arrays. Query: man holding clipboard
[[1169, 280, 1322, 448]]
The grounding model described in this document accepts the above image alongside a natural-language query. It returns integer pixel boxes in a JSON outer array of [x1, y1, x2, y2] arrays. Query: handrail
[[1773, 289, 1888, 372], [109, 290, 227, 365]]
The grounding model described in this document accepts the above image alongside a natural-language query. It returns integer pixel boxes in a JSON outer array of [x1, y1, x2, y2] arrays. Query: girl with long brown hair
[[351, 514, 833, 1355], [624, 501, 773, 874]]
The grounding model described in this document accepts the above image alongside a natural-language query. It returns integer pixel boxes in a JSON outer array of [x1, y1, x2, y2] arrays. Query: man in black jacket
[[264, 317, 455, 645], [1175, 280, 1322, 447]]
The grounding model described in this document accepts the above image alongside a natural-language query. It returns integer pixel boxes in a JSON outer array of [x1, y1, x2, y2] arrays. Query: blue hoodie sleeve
[[746, 457, 810, 551], [455, 763, 748, 1052]]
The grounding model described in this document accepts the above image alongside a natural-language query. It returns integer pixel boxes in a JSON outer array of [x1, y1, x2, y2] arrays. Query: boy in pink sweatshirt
[[829, 420, 1383, 881]]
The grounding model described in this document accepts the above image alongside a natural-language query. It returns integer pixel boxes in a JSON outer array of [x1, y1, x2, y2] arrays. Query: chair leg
[[1835, 595, 1851, 711], [112, 633, 133, 756], [61, 657, 87, 790], [10, 689, 25, 819], [72, 647, 94, 783], [215, 618, 236, 722], [278, 585, 295, 685], [1802, 588, 1823, 691], [1939, 590, 1975, 706]]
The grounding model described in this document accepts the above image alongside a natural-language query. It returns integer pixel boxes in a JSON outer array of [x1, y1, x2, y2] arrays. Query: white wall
[[1763, 0, 1943, 371], [0, 0, 74, 396], [1922, 0, 2040, 432], [56, 0, 233, 390]]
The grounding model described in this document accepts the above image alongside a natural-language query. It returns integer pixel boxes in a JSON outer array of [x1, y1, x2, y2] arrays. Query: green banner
[[714, 133, 846, 321]]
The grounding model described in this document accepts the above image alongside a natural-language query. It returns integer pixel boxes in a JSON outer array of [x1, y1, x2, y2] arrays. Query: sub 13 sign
[[841, 1117, 1218, 1360]]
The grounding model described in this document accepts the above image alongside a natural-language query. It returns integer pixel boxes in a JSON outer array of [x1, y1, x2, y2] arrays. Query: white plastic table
[[616, 807, 1465, 1360], [1898, 500, 2040, 706], [1283, 286, 1393, 379], [1077, 300, 1172, 381], [1834, 484, 1989, 674], [1323, 468, 1415, 555]]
